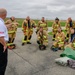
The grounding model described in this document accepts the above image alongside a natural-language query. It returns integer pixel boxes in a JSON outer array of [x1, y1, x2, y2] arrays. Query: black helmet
[[55, 17, 59, 21]]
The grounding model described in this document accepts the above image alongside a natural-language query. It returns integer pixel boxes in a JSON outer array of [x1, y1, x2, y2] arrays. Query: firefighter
[[52, 17, 61, 41], [51, 27, 66, 51], [65, 17, 75, 42], [5, 16, 19, 49], [66, 17, 75, 42], [37, 17, 48, 31], [37, 27, 48, 50], [22, 16, 36, 45], [65, 18, 71, 42], [65, 37, 75, 50], [36, 17, 48, 45]]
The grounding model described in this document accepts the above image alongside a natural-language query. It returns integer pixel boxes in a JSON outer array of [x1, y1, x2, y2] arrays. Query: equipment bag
[[67, 59, 75, 69], [55, 57, 70, 66]]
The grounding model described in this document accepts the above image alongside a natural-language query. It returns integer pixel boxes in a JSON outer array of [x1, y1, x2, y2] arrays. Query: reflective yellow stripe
[[59, 40, 62, 42], [27, 40, 30, 42], [40, 24, 46, 27], [26, 30, 28, 32], [43, 36, 46, 38], [22, 40, 27, 43], [73, 43, 75, 47], [45, 40, 48, 42], [7, 43, 13, 46], [44, 40, 48, 42], [8, 31, 15, 34], [54, 29, 57, 30], [38, 37, 40, 39], [58, 42, 64, 44], [22, 28, 24, 30], [66, 38, 69, 40], [57, 37, 60, 39], [31, 29, 33, 31]]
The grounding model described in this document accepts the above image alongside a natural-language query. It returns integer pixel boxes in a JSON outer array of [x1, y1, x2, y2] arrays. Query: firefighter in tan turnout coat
[[22, 16, 36, 45], [5, 16, 19, 49], [52, 17, 61, 41], [51, 27, 65, 51], [36, 17, 48, 47]]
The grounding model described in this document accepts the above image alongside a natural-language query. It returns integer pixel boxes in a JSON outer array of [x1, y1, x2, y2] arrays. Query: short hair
[[55, 17, 59, 21], [0, 8, 7, 15]]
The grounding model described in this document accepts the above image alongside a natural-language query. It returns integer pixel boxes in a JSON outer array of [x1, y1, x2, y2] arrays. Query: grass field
[[5, 18, 66, 27]]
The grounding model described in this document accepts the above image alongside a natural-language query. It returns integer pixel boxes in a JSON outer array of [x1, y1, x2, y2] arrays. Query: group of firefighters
[[21, 16, 48, 50], [51, 17, 75, 51], [5, 16, 75, 50]]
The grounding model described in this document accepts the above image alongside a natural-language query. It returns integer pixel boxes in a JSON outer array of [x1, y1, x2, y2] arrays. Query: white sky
[[0, 0, 75, 20]]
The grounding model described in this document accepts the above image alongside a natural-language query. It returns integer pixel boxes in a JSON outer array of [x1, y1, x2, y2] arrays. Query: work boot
[[52, 34, 55, 41], [37, 40, 40, 44], [12, 38, 15, 43], [8, 38, 11, 43], [22, 43, 25, 46], [52, 38, 55, 41], [39, 45, 46, 50], [27, 42, 31, 44], [29, 35, 32, 40], [24, 36, 27, 40]]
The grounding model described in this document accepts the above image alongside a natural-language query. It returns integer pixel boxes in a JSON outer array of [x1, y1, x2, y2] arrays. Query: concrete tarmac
[[5, 28, 75, 75]]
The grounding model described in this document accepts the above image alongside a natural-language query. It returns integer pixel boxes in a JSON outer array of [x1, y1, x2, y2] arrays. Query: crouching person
[[37, 27, 48, 50], [65, 38, 75, 50], [51, 27, 65, 51]]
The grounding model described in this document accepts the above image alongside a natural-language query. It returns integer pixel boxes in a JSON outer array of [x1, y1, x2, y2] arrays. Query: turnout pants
[[8, 33, 16, 43], [0, 43, 8, 75], [23, 28, 33, 43]]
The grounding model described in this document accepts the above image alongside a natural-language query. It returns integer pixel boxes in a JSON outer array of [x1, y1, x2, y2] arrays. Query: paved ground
[[5, 28, 75, 75]]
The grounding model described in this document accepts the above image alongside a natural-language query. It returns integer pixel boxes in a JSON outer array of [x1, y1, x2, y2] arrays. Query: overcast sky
[[0, 0, 75, 20]]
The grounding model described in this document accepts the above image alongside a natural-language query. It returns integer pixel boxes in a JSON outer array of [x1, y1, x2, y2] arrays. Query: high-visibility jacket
[[65, 22, 75, 31], [55, 32, 65, 43], [52, 22, 60, 32], [22, 19, 36, 32], [5, 19, 19, 34], [37, 21, 48, 31]]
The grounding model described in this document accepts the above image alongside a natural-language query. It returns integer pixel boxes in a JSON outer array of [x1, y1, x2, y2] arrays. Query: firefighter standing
[[22, 16, 36, 45], [52, 17, 61, 41], [5, 16, 19, 48]]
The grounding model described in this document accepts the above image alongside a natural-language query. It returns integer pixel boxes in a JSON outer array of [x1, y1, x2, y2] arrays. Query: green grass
[[5, 18, 66, 28], [48, 32, 53, 35], [48, 30, 67, 36]]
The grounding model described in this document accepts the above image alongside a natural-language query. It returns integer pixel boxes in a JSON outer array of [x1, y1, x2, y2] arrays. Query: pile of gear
[[55, 47, 75, 69]]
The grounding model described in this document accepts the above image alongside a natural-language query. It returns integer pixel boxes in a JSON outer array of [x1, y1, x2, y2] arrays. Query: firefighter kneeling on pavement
[[22, 16, 36, 45], [37, 27, 48, 50], [65, 37, 75, 50], [51, 27, 65, 51], [5, 16, 19, 49]]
